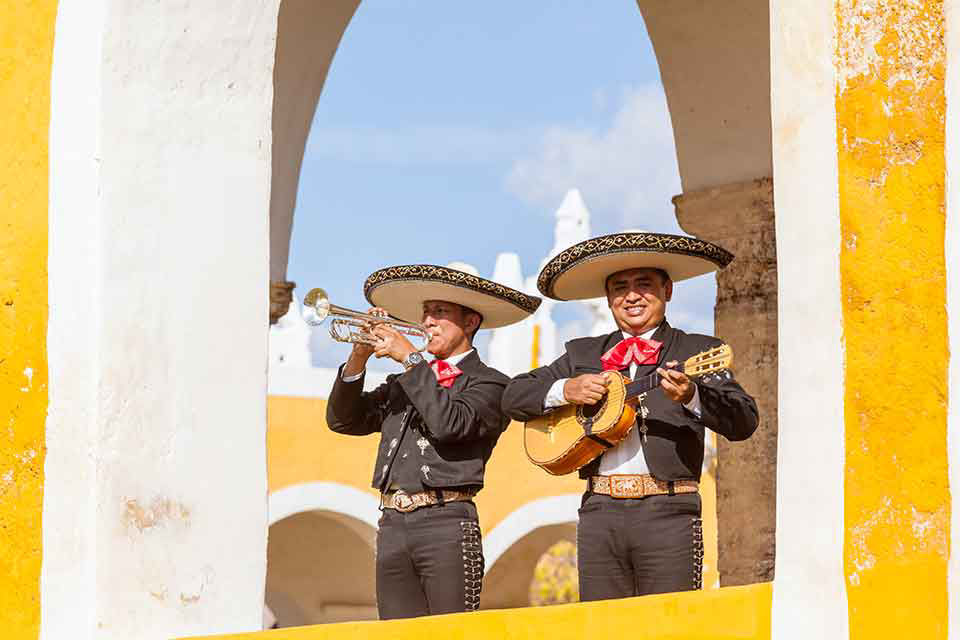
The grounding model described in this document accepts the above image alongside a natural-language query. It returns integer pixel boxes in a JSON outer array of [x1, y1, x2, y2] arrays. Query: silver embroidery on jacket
[[420, 465, 431, 480], [416, 437, 430, 455]]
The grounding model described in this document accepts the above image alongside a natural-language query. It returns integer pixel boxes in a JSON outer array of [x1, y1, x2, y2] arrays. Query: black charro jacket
[[501, 320, 759, 481], [326, 350, 510, 493]]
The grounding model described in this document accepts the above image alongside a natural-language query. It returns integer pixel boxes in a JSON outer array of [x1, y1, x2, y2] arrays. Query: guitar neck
[[623, 372, 665, 398], [620, 344, 731, 398]]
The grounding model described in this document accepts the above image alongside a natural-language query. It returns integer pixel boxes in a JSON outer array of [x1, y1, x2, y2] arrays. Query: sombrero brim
[[537, 232, 733, 301], [364, 265, 541, 329]]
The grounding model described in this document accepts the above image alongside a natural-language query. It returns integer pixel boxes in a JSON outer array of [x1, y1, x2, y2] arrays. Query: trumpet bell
[[301, 286, 432, 352], [303, 288, 332, 322]]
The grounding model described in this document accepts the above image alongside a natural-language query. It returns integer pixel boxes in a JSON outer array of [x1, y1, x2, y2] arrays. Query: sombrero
[[364, 264, 542, 329], [537, 232, 734, 301]]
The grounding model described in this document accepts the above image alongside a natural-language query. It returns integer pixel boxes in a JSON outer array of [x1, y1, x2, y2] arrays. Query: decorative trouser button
[[692, 517, 704, 590], [460, 521, 483, 611]]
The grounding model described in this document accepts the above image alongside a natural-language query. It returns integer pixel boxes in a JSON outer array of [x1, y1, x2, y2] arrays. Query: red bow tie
[[601, 337, 662, 371], [430, 360, 463, 388]]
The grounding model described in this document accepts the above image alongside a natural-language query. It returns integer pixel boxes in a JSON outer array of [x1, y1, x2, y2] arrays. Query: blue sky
[[285, 1, 717, 366]]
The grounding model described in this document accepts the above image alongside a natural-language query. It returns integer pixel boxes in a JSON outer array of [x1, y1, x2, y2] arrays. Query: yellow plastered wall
[[0, 2, 57, 637], [836, 1, 950, 637], [189, 581, 771, 640], [268, 395, 720, 587]]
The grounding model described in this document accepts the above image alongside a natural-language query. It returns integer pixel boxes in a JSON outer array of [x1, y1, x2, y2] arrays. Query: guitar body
[[523, 372, 636, 476], [522, 344, 734, 476]]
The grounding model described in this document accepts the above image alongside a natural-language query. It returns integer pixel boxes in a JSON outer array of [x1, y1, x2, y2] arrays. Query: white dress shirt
[[543, 327, 701, 476], [341, 349, 475, 382]]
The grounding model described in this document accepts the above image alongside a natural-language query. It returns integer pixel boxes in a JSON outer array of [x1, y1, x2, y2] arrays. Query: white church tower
[[487, 188, 615, 376]]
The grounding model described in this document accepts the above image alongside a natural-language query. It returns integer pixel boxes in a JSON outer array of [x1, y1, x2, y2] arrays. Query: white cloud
[[505, 83, 716, 339], [506, 84, 682, 233]]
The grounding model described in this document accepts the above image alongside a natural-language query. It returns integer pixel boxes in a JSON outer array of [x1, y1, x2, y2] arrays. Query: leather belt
[[381, 489, 476, 513], [590, 474, 698, 499]]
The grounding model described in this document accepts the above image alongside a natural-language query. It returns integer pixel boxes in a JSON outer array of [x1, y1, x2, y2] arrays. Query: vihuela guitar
[[524, 344, 734, 475]]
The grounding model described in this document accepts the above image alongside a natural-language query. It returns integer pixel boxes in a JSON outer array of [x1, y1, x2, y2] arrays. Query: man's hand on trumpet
[[343, 307, 385, 377], [371, 323, 417, 364]]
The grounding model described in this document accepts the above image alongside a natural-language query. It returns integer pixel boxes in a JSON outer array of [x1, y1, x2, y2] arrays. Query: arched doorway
[[479, 495, 580, 609], [266, 506, 377, 626], [267, 0, 776, 600], [482, 522, 577, 610], [265, 483, 379, 626]]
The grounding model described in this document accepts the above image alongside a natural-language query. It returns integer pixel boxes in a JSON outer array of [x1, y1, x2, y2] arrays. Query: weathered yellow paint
[[836, 1, 950, 637], [0, 2, 57, 637], [187, 581, 771, 640]]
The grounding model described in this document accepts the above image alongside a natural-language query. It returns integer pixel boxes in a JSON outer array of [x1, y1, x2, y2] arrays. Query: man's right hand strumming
[[563, 373, 610, 406]]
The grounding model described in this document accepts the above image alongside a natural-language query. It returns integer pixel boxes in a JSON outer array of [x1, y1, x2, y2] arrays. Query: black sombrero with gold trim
[[364, 264, 542, 329], [537, 232, 734, 301]]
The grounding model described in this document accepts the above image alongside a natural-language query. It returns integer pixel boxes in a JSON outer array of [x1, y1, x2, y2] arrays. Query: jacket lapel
[[446, 350, 481, 393], [577, 330, 622, 374], [633, 319, 676, 380]]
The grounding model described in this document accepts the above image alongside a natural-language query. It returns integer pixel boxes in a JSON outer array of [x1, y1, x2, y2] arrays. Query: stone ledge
[[183, 582, 773, 640]]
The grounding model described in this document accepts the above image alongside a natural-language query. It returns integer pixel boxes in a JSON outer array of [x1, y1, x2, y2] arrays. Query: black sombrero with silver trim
[[364, 264, 542, 329], [537, 232, 734, 301]]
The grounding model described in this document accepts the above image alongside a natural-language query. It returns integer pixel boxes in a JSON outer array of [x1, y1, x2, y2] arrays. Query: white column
[[945, 1, 960, 637], [769, 1, 848, 638], [44, 2, 277, 637]]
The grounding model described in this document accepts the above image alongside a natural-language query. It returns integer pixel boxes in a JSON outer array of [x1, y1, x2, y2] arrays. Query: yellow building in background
[[265, 391, 721, 625]]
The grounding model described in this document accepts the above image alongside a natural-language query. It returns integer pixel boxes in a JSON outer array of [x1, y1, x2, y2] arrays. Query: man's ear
[[468, 311, 482, 335], [665, 279, 674, 303]]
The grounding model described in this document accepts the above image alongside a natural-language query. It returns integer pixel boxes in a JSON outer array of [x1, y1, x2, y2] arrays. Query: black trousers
[[576, 492, 703, 601], [375, 500, 483, 619]]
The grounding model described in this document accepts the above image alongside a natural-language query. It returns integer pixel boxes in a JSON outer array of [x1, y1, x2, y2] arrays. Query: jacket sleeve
[[694, 349, 760, 442], [500, 352, 575, 422], [396, 362, 508, 444], [325, 365, 391, 436]]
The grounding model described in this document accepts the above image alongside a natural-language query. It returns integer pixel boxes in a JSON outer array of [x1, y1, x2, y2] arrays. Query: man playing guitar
[[502, 232, 759, 599]]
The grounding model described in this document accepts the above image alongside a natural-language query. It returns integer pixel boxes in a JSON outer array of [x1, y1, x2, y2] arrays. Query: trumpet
[[302, 288, 432, 352]]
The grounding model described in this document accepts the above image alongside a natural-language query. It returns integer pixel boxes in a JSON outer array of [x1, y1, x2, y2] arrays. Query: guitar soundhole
[[581, 403, 601, 419], [578, 394, 607, 423]]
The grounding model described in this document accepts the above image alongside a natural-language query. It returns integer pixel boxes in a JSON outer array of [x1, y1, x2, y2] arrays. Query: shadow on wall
[[266, 510, 377, 626]]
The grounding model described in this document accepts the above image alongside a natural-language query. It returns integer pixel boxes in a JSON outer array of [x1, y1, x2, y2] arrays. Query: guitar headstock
[[683, 344, 733, 378]]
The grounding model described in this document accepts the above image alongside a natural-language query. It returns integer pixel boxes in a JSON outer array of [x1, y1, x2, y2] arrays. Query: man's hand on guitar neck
[[657, 360, 696, 404], [562, 373, 610, 406]]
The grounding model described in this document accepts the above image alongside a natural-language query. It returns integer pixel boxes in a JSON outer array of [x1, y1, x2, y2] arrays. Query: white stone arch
[[480, 495, 581, 610], [268, 481, 380, 528], [38, 1, 789, 636], [266, 482, 381, 626]]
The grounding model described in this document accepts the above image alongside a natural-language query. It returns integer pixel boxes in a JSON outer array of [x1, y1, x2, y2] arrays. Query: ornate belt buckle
[[609, 474, 642, 499], [393, 490, 416, 512]]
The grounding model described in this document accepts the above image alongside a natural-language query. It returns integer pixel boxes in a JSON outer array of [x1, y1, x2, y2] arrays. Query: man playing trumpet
[[324, 264, 540, 619]]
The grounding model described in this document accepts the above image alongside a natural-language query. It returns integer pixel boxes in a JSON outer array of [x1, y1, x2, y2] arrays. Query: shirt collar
[[435, 348, 474, 367], [620, 324, 659, 341]]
